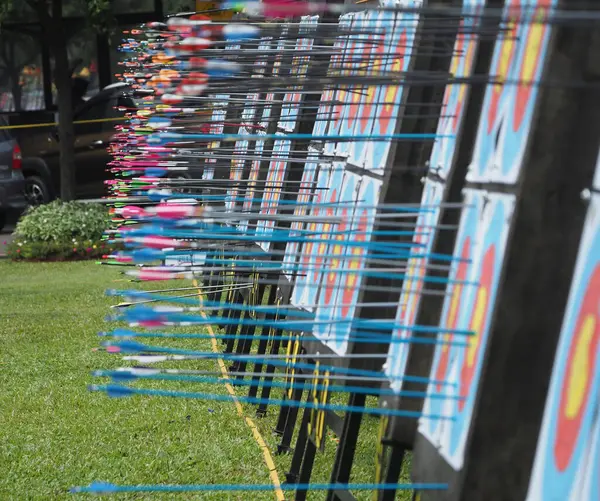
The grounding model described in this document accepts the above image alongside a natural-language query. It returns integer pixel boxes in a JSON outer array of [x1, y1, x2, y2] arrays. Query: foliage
[[7, 237, 115, 260], [7, 200, 115, 260], [15, 200, 110, 242]]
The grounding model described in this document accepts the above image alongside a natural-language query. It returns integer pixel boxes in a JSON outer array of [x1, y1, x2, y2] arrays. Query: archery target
[[307, 162, 345, 317], [329, 175, 381, 355], [323, 13, 355, 158], [418, 189, 515, 471], [237, 134, 266, 233], [225, 136, 249, 212], [256, 138, 291, 252], [282, 148, 320, 278], [203, 93, 229, 181], [349, 8, 385, 168], [337, 11, 367, 161], [241, 37, 272, 122], [466, 0, 557, 184], [429, 0, 483, 181], [279, 16, 318, 132], [525, 191, 600, 501], [261, 33, 288, 128], [290, 162, 334, 311], [311, 14, 343, 142], [312, 170, 360, 350], [365, 0, 421, 172], [385, 178, 445, 391]]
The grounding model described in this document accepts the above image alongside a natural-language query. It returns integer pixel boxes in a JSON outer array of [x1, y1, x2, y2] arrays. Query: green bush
[[7, 200, 118, 261]]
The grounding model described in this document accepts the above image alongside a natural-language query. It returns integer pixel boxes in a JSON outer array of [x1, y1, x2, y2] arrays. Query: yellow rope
[[0, 116, 128, 130], [192, 279, 285, 501]]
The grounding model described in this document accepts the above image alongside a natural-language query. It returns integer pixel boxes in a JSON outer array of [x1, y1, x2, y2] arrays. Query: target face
[[312, 171, 360, 352], [385, 179, 444, 391], [365, 0, 420, 172], [526, 191, 600, 501], [241, 38, 271, 122], [203, 93, 229, 181], [280, 16, 318, 132], [260, 34, 287, 128], [326, 176, 382, 355], [429, 0, 483, 181], [290, 162, 333, 311], [467, 0, 556, 184], [225, 137, 249, 212], [256, 138, 291, 252], [310, 164, 345, 311], [418, 190, 515, 471], [416, 190, 480, 439], [282, 148, 320, 277], [324, 13, 355, 158], [350, 9, 386, 168]]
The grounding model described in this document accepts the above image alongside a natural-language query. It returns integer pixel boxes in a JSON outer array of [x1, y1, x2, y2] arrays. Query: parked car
[[0, 115, 28, 232], [19, 83, 136, 202]]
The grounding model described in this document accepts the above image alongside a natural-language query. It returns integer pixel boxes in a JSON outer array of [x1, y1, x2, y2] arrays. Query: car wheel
[[0, 212, 5, 233], [24, 175, 51, 207]]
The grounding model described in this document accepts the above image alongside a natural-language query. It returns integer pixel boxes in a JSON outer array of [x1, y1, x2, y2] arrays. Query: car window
[[74, 98, 109, 135]]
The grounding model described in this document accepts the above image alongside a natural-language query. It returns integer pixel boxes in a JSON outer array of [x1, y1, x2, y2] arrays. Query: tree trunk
[[45, 0, 76, 201], [53, 39, 76, 201], [11, 74, 22, 111]]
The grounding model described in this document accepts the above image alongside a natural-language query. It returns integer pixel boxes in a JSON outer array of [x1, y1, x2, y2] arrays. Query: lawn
[[0, 261, 411, 500]]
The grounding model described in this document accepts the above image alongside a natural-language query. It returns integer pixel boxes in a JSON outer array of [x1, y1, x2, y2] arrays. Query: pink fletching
[[139, 320, 166, 327], [154, 204, 195, 219], [142, 236, 179, 249], [120, 206, 147, 218]]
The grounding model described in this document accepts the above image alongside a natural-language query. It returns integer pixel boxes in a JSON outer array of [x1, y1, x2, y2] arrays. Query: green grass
[[0, 261, 412, 501]]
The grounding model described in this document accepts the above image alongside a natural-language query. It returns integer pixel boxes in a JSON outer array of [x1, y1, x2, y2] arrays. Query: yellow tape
[[0, 116, 128, 130], [193, 279, 285, 501]]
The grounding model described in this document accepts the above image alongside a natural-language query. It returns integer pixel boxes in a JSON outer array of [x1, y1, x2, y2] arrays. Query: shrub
[[7, 200, 119, 261]]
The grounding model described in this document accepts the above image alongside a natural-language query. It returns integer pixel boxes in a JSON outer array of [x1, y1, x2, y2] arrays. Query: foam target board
[[323, 12, 355, 158], [312, 170, 361, 350], [384, 178, 445, 391], [310, 18, 341, 142], [256, 138, 292, 252], [349, 7, 385, 169], [203, 93, 230, 181], [417, 189, 516, 471], [466, 0, 557, 185], [363, 0, 421, 172], [225, 135, 249, 212], [336, 11, 367, 161], [321, 175, 383, 356], [290, 161, 334, 311], [525, 190, 600, 501], [260, 29, 288, 128], [281, 147, 321, 278], [301, 162, 346, 315], [240, 37, 272, 124], [279, 16, 318, 132], [429, 0, 483, 181]]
